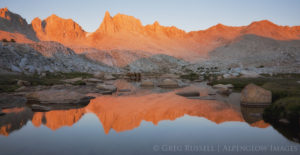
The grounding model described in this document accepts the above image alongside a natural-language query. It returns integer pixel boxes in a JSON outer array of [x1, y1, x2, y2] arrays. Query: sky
[[1, 0, 300, 32]]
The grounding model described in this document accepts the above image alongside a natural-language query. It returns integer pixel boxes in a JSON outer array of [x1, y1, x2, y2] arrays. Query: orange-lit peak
[[248, 20, 277, 27], [0, 7, 11, 20]]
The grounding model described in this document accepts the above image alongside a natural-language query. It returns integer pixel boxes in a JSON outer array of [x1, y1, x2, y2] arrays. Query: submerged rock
[[241, 83, 272, 106], [158, 79, 178, 88]]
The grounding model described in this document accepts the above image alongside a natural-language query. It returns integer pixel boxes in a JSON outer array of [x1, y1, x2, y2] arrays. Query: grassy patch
[[72, 80, 86, 85], [180, 73, 199, 81], [263, 97, 300, 124]]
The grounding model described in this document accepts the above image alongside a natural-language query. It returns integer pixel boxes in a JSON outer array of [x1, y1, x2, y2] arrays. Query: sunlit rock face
[[31, 15, 87, 46]]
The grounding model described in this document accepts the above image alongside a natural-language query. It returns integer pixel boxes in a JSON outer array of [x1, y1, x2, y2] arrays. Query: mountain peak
[[153, 21, 160, 26], [49, 14, 59, 18], [31, 14, 86, 45], [104, 11, 111, 19], [0, 7, 11, 20], [249, 20, 277, 27], [95, 11, 143, 34]]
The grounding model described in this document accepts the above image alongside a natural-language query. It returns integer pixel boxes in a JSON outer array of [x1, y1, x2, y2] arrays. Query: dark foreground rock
[[0, 94, 27, 109]]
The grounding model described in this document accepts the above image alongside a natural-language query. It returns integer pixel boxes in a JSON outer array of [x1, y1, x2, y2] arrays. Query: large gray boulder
[[240, 83, 272, 106]]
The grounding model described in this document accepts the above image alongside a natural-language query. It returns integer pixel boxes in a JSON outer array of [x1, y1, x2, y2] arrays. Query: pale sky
[[1, 0, 300, 32]]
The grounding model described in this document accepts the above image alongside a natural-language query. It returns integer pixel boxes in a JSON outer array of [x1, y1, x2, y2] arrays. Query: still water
[[0, 81, 299, 155]]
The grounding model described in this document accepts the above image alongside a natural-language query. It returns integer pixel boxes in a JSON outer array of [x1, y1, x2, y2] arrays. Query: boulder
[[96, 84, 117, 92], [240, 84, 272, 106], [17, 80, 31, 86], [216, 87, 232, 95], [158, 79, 178, 88], [240, 70, 260, 78], [213, 84, 233, 89], [104, 74, 116, 80], [26, 89, 93, 104], [212, 84, 233, 95], [94, 72, 105, 79], [140, 80, 154, 87]]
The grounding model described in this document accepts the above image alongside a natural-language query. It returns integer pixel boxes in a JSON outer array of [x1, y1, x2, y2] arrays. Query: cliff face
[[31, 15, 87, 46]]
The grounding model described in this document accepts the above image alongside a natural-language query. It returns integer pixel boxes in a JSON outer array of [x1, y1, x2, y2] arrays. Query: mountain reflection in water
[[0, 81, 269, 136]]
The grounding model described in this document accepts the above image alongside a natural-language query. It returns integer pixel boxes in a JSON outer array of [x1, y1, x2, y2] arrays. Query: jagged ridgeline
[[1, 8, 300, 74]]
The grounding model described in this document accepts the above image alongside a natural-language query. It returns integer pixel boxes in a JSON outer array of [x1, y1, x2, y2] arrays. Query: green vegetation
[[72, 80, 86, 85], [0, 72, 93, 92], [257, 65, 264, 68], [180, 73, 199, 81], [264, 97, 300, 125]]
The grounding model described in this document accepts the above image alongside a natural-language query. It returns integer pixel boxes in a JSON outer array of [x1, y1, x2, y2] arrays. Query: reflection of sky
[[1, 0, 300, 32], [0, 114, 298, 155]]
